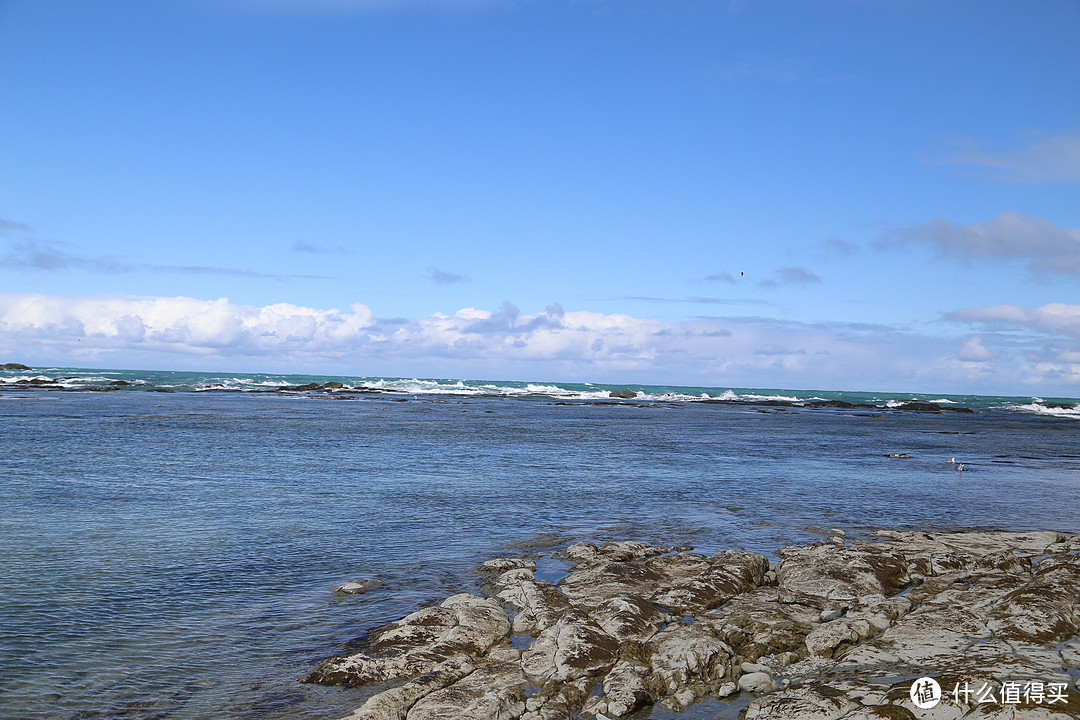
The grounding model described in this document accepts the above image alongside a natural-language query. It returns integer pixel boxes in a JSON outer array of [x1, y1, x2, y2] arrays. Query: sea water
[[1, 368, 1078, 720]]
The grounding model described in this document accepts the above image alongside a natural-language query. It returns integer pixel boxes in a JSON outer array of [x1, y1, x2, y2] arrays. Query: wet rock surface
[[308, 531, 1080, 719]]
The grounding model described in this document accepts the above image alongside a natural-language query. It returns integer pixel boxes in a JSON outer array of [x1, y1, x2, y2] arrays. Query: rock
[[311, 530, 1080, 720], [520, 609, 619, 683], [986, 556, 1080, 643], [590, 594, 668, 644], [480, 561, 569, 635], [716, 681, 738, 697], [743, 685, 861, 719], [601, 661, 654, 716], [475, 557, 538, 574], [649, 550, 769, 614], [406, 661, 527, 720], [805, 620, 858, 658], [608, 390, 637, 399], [645, 621, 732, 693], [894, 401, 942, 412], [776, 542, 911, 601], [323, 381, 345, 389], [305, 593, 510, 686], [0, 362, 30, 370], [557, 558, 667, 608], [279, 382, 321, 391], [335, 658, 475, 720], [698, 586, 818, 660], [740, 661, 771, 674], [738, 671, 778, 694], [334, 577, 381, 594]]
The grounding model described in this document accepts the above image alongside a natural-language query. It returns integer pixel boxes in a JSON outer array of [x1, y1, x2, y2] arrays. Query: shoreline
[[307, 530, 1080, 720]]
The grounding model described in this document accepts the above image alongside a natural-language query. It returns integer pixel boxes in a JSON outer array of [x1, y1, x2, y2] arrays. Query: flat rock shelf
[[305, 530, 1080, 720]]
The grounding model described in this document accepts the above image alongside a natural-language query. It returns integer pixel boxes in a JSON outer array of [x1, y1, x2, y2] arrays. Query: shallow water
[[1, 383, 1078, 719]]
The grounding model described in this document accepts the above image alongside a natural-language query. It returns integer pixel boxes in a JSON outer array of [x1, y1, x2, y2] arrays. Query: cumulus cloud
[[942, 133, 1080, 183], [0, 294, 375, 358], [884, 212, 1080, 277], [955, 337, 996, 362], [5, 292, 1079, 393], [703, 271, 738, 284], [946, 303, 1080, 387]]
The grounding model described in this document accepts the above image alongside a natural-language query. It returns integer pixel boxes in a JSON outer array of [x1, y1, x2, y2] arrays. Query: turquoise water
[[5, 364, 1080, 415], [1, 367, 1078, 719]]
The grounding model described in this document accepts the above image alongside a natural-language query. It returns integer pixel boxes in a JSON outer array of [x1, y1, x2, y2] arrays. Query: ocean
[[1, 366, 1078, 720]]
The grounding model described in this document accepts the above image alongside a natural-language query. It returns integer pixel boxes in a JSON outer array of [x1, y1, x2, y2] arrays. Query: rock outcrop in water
[[306, 530, 1080, 719]]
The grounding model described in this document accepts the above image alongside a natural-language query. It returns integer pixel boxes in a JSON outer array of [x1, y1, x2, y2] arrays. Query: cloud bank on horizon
[[0, 0, 1078, 396], [2, 292, 1078, 395]]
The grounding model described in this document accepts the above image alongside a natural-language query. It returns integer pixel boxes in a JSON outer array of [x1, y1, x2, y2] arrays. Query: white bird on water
[[957, 463, 965, 472], [947, 457, 956, 464]]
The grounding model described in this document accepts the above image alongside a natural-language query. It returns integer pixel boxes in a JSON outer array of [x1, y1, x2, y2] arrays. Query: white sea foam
[[372, 378, 481, 395], [742, 394, 801, 403], [1010, 403, 1080, 419], [646, 392, 703, 402], [525, 383, 572, 395]]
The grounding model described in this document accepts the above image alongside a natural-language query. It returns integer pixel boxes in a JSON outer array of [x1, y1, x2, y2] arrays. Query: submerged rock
[[335, 577, 382, 594], [309, 530, 1080, 719], [279, 383, 322, 392]]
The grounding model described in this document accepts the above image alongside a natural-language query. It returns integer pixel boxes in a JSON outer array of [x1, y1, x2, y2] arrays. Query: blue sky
[[2, 0, 1079, 395]]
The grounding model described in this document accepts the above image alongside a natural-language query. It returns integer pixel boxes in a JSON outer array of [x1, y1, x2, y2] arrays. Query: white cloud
[[885, 212, 1080, 277], [943, 133, 1080, 183], [947, 303, 1080, 339], [955, 337, 996, 362], [946, 303, 1080, 389], [4, 292, 1079, 394], [0, 294, 376, 358]]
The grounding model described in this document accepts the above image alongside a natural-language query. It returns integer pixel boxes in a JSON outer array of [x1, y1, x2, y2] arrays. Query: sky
[[1, 0, 1079, 396]]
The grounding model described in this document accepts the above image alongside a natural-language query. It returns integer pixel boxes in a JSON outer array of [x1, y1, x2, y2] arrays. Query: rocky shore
[[305, 530, 1080, 719]]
